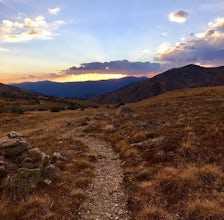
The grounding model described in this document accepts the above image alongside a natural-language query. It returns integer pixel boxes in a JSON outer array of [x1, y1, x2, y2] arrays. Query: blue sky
[[0, 0, 224, 83]]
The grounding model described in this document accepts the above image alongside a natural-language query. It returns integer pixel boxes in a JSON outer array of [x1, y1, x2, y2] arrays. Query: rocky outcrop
[[116, 105, 134, 117], [0, 131, 66, 195]]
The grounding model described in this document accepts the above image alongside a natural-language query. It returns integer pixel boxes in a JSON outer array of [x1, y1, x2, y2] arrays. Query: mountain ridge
[[11, 76, 147, 99], [92, 64, 224, 104]]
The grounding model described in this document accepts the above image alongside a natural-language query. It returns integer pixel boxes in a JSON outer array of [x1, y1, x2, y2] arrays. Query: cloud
[[23, 72, 61, 80], [48, 8, 60, 16], [169, 10, 189, 23], [157, 17, 224, 66], [0, 15, 63, 43], [0, 46, 9, 52], [64, 60, 162, 75]]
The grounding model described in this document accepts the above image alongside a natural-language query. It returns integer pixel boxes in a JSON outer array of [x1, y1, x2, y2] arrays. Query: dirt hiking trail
[[77, 136, 130, 220]]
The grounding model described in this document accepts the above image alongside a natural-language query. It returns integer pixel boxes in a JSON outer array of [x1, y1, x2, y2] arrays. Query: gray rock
[[21, 157, 38, 169], [51, 152, 65, 164], [117, 105, 133, 117], [43, 164, 60, 179], [7, 131, 23, 139], [0, 132, 64, 196], [29, 148, 50, 169], [104, 125, 115, 132], [0, 137, 28, 158]]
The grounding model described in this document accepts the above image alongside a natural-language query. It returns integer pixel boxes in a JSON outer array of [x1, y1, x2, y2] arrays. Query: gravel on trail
[[78, 137, 130, 220]]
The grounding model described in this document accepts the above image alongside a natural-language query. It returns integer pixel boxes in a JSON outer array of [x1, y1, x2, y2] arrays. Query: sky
[[0, 0, 224, 83]]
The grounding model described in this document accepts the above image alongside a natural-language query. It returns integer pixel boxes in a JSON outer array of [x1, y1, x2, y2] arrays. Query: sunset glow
[[0, 0, 223, 83], [54, 73, 127, 83]]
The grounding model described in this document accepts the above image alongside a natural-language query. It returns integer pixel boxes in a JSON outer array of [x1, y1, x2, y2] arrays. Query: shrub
[[12, 107, 24, 114], [67, 103, 79, 110], [51, 106, 62, 112], [37, 108, 46, 111]]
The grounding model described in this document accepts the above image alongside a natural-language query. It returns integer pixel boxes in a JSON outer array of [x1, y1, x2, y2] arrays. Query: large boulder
[[29, 148, 50, 169], [0, 132, 65, 196], [0, 133, 28, 160]]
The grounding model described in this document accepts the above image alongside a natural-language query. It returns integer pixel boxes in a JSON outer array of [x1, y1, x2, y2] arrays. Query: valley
[[0, 86, 223, 219]]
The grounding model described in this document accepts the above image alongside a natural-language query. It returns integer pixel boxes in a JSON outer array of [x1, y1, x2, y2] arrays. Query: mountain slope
[[93, 64, 224, 103], [0, 82, 93, 113], [11, 77, 147, 99], [0, 82, 36, 99]]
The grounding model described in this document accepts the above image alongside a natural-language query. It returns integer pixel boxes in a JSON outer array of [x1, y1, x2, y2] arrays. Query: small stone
[[104, 125, 115, 132], [7, 131, 23, 139], [43, 179, 52, 185], [51, 152, 65, 164]]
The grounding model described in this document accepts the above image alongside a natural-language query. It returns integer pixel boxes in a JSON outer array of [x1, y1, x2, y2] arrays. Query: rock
[[29, 148, 50, 169], [43, 179, 52, 185], [65, 150, 76, 157], [104, 125, 115, 132], [0, 160, 6, 166], [0, 166, 7, 178], [54, 160, 65, 170], [7, 131, 23, 139], [0, 137, 28, 159], [29, 148, 43, 162], [0, 132, 64, 196], [117, 105, 133, 117], [43, 164, 60, 179], [21, 157, 38, 169], [41, 154, 50, 169], [51, 152, 65, 164]]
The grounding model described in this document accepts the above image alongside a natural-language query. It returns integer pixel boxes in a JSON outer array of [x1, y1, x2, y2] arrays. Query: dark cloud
[[65, 60, 162, 75], [169, 10, 189, 23]]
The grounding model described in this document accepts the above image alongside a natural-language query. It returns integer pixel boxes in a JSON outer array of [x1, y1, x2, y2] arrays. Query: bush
[[67, 103, 79, 110], [12, 107, 24, 114], [37, 108, 46, 111], [51, 107, 62, 112]]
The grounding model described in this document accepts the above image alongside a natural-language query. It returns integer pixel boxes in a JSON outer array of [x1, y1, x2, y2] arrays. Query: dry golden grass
[[0, 109, 99, 219], [1, 86, 224, 219], [102, 86, 224, 219], [138, 206, 172, 220], [70, 188, 86, 201], [185, 200, 224, 219]]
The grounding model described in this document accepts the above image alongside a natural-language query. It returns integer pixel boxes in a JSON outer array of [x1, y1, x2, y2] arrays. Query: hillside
[[0, 82, 93, 113], [93, 64, 224, 103], [0, 82, 36, 99], [0, 86, 223, 219], [11, 76, 147, 99], [101, 86, 224, 219]]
